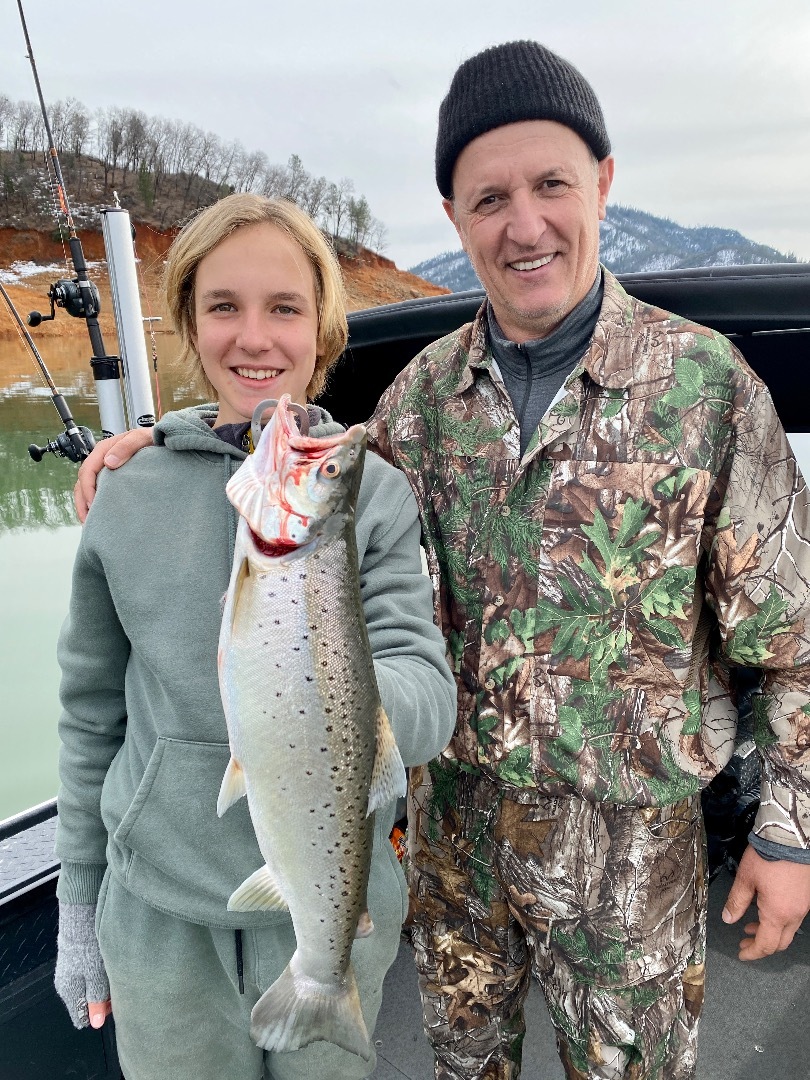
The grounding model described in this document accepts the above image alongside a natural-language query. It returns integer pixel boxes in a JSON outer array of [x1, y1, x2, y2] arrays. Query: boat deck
[[371, 869, 809, 1079]]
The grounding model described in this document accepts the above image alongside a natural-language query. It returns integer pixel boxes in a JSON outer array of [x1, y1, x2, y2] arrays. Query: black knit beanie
[[435, 41, 611, 198]]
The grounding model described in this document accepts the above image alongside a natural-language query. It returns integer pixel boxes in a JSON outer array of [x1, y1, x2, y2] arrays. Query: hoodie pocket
[[112, 736, 263, 909]]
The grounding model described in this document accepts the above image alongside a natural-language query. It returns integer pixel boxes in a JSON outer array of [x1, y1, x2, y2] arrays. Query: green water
[[0, 333, 196, 821]]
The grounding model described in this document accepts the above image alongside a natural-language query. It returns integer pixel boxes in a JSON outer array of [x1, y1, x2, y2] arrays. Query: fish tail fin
[[250, 953, 372, 1060]]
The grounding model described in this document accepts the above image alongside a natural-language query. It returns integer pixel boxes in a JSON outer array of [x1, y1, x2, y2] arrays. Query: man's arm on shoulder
[[74, 428, 156, 522]]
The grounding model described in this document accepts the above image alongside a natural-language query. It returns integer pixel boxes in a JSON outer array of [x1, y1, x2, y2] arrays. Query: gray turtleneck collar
[[487, 270, 604, 456]]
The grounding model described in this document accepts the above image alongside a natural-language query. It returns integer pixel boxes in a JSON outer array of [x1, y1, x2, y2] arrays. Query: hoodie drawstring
[[235, 929, 245, 994]]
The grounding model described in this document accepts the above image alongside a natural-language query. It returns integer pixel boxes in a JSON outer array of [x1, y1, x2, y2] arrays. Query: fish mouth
[[249, 528, 300, 557], [275, 394, 367, 453]]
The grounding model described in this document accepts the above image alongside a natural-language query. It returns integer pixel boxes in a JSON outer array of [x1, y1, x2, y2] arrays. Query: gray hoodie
[[55, 404, 455, 927]]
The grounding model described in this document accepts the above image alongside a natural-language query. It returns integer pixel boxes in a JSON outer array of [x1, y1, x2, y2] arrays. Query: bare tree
[[0, 95, 12, 150], [65, 100, 91, 157], [96, 105, 127, 185], [321, 177, 354, 240], [11, 100, 39, 153], [368, 218, 387, 254], [233, 148, 268, 193]]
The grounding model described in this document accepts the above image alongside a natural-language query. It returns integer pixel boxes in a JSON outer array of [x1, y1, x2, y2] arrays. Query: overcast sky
[[1, 0, 808, 270]]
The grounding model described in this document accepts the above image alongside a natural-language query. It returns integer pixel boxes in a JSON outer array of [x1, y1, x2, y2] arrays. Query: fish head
[[226, 394, 366, 561]]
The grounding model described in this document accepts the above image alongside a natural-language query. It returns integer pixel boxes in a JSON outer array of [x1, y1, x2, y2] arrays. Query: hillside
[[0, 144, 446, 336], [0, 225, 447, 341], [410, 204, 798, 291]]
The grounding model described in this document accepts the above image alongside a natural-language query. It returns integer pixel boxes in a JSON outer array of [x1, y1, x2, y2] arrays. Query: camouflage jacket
[[367, 269, 810, 852]]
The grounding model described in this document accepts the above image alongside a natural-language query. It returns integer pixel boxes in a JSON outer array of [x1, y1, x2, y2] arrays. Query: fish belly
[[221, 531, 378, 989]]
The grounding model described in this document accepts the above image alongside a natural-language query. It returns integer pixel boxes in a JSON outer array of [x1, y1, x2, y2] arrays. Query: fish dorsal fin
[[217, 755, 247, 817], [228, 865, 289, 912], [367, 705, 407, 816]]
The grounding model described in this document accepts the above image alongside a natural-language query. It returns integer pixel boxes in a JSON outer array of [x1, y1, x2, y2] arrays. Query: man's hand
[[722, 845, 810, 960], [74, 428, 156, 523]]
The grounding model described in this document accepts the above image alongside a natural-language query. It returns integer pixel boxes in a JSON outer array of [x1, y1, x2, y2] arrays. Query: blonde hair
[[164, 193, 348, 401]]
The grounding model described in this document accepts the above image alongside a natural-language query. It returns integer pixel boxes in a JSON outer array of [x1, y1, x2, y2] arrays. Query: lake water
[[3, 328, 810, 823], [0, 331, 197, 821]]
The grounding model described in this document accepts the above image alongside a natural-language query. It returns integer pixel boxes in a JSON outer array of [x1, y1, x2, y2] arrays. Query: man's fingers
[[737, 915, 799, 960], [73, 428, 155, 523], [721, 877, 755, 925]]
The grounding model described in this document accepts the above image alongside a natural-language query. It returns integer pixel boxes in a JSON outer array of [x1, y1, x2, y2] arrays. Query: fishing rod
[[15, 0, 156, 451], [0, 282, 95, 462]]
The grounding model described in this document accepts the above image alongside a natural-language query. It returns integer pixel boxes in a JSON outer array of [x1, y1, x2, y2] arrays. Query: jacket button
[[493, 594, 505, 606], [500, 505, 511, 517], [484, 678, 495, 691]]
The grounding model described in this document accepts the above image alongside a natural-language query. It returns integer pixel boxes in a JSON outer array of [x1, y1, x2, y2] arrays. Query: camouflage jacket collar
[[457, 268, 656, 398]]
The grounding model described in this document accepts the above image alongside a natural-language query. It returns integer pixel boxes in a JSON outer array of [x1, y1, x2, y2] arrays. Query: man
[[365, 41, 810, 1080], [75, 40, 810, 1079]]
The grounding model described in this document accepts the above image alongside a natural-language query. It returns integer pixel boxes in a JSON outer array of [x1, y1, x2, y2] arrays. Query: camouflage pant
[[407, 764, 707, 1080]]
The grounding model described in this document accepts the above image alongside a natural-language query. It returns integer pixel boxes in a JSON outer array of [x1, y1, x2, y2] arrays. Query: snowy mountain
[[410, 204, 797, 292]]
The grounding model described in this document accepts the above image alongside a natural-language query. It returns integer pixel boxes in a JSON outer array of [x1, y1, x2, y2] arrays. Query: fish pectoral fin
[[367, 704, 407, 816], [225, 457, 266, 534], [227, 865, 289, 912], [355, 910, 374, 938], [216, 756, 247, 817]]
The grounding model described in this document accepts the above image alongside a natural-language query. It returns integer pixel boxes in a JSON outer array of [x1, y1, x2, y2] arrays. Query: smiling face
[[444, 120, 614, 343], [191, 222, 319, 426]]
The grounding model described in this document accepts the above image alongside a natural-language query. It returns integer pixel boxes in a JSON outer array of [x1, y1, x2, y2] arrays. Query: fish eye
[[321, 460, 341, 478]]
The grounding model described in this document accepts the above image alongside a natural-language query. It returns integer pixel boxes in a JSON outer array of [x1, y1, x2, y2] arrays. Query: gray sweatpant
[[96, 868, 404, 1080]]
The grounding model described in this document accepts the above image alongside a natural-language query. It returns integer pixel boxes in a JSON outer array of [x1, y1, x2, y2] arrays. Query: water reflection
[[0, 332, 197, 533]]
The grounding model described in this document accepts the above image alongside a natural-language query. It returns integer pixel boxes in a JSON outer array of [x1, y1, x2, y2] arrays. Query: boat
[[1, 261, 809, 1079]]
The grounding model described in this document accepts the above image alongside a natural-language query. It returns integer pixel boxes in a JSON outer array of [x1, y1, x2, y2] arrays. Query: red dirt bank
[[0, 226, 447, 339]]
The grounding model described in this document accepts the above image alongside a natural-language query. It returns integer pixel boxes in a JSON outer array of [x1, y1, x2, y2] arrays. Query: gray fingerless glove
[[54, 902, 110, 1029]]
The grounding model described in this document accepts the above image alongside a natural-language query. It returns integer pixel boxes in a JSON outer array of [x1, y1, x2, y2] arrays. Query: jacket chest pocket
[[535, 460, 711, 688]]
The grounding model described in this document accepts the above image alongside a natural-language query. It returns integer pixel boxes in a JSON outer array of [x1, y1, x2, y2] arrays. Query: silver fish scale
[[223, 530, 379, 982]]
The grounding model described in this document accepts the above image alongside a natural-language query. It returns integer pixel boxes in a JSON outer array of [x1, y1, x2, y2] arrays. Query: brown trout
[[216, 395, 406, 1059]]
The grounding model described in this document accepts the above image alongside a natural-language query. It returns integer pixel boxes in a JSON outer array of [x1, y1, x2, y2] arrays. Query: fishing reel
[[27, 278, 101, 326], [29, 426, 96, 464]]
